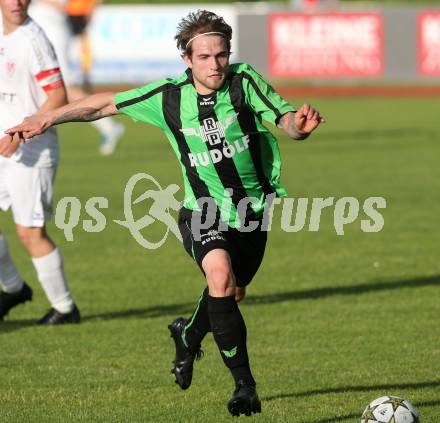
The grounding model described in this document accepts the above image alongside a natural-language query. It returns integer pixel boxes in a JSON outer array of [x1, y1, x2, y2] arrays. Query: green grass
[[1, 97, 439, 422]]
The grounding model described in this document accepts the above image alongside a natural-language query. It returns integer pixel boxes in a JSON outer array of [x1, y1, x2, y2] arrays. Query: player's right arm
[[5, 92, 118, 140]]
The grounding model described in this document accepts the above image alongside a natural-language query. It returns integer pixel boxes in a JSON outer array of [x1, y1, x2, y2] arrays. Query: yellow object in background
[[66, 0, 100, 92], [65, 0, 97, 17]]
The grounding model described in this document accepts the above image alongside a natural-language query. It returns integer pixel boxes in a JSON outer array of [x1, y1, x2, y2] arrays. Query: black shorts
[[178, 208, 267, 287]]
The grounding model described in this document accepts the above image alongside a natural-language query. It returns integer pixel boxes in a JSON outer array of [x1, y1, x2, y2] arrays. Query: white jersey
[[0, 18, 64, 167]]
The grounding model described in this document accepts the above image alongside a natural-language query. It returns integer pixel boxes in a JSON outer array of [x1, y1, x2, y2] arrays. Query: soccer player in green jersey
[[5, 10, 324, 417]]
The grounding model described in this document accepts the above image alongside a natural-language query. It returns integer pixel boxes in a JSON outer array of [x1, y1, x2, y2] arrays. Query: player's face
[[0, 0, 30, 29], [183, 35, 230, 95]]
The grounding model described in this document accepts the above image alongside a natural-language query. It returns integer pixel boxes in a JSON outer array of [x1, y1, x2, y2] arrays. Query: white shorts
[[0, 158, 56, 228]]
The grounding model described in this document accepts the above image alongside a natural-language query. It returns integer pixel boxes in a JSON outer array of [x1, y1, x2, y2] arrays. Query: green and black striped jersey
[[114, 63, 295, 228]]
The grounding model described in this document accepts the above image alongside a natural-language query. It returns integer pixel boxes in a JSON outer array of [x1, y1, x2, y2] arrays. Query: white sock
[[32, 248, 74, 314], [0, 234, 23, 293], [91, 117, 119, 136]]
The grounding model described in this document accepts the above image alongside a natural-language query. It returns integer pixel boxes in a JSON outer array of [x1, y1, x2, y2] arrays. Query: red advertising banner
[[268, 13, 384, 78], [418, 12, 440, 76]]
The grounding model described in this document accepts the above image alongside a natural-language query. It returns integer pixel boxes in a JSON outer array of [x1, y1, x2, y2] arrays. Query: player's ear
[[182, 53, 193, 69]]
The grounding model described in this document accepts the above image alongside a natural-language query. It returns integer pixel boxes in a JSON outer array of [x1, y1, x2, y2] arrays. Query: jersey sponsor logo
[[200, 117, 225, 146], [188, 135, 250, 168], [179, 114, 239, 141], [0, 92, 17, 104], [180, 114, 246, 168], [6, 61, 15, 77]]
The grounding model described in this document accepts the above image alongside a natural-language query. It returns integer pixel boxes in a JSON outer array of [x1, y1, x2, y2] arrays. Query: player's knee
[[16, 226, 31, 247], [16, 226, 45, 249], [206, 265, 235, 296]]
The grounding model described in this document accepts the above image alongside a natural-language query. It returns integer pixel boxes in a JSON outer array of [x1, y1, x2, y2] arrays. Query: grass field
[[1, 97, 439, 422]]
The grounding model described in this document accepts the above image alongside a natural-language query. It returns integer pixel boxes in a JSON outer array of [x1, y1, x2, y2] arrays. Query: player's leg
[[202, 249, 261, 417], [168, 287, 208, 389], [0, 231, 26, 294], [222, 226, 267, 416], [0, 160, 33, 319], [181, 286, 210, 348], [232, 228, 268, 295], [15, 225, 79, 324], [77, 17, 93, 93], [8, 164, 79, 324], [170, 207, 260, 401], [168, 209, 212, 389], [0, 230, 33, 320]]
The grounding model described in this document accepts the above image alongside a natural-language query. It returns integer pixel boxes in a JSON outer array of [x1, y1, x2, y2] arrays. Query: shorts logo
[[200, 229, 227, 245]]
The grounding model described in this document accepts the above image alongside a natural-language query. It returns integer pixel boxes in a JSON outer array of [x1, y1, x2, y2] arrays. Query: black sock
[[208, 295, 256, 386], [183, 287, 210, 351]]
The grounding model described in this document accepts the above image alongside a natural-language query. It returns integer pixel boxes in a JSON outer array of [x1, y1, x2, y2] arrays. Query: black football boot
[[37, 304, 80, 325], [227, 380, 262, 417], [168, 317, 203, 390], [0, 282, 33, 320]]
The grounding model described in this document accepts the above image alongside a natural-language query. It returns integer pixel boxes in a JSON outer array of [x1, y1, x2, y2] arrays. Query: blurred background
[[30, 0, 440, 87]]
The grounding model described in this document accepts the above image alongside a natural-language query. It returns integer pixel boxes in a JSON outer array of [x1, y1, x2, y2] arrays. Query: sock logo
[[222, 346, 238, 358]]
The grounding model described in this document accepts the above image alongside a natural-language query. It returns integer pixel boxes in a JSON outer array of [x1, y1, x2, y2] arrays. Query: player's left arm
[[0, 74, 68, 157], [242, 65, 324, 140], [37, 85, 68, 115], [279, 104, 325, 141]]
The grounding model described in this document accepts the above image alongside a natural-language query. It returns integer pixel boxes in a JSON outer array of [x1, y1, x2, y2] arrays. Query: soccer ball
[[361, 396, 419, 423]]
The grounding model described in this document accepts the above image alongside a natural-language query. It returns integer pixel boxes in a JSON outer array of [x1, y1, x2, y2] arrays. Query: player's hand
[[5, 114, 51, 141], [0, 134, 23, 157], [294, 103, 325, 135]]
